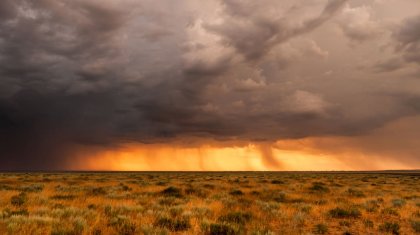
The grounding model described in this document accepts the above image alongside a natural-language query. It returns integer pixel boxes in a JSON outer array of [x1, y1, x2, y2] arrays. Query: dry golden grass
[[0, 172, 419, 234]]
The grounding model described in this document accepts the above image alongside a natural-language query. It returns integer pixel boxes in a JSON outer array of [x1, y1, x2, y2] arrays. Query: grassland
[[0, 171, 419, 235]]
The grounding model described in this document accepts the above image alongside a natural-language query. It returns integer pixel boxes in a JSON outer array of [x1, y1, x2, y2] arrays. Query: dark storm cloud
[[0, 0, 419, 169], [394, 15, 420, 65], [0, 0, 16, 20], [0, 0, 134, 169], [375, 14, 420, 72], [374, 58, 405, 72], [204, 0, 348, 61]]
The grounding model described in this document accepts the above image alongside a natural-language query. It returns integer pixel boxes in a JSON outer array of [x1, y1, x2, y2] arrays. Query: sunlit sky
[[0, 0, 419, 170]]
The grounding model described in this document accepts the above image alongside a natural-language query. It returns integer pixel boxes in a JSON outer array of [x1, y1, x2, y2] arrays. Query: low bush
[[19, 184, 44, 193], [11, 193, 27, 207], [271, 180, 284, 184], [364, 200, 380, 212], [382, 208, 400, 216], [273, 192, 287, 203], [229, 190, 244, 196], [218, 212, 252, 225], [363, 219, 374, 228], [379, 222, 400, 235], [392, 199, 406, 208], [184, 187, 207, 197], [154, 216, 190, 232], [88, 187, 107, 196], [108, 215, 137, 235], [161, 186, 183, 198], [309, 182, 330, 193], [208, 223, 240, 235], [50, 194, 76, 200], [411, 220, 420, 233], [329, 207, 361, 219], [51, 217, 87, 235], [10, 209, 29, 216], [313, 223, 328, 234], [347, 188, 365, 197]]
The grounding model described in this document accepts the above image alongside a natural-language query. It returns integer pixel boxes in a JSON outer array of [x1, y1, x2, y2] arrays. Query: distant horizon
[[1, 170, 419, 173]]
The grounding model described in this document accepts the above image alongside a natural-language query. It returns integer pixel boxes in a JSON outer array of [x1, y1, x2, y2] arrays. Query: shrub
[[119, 183, 132, 191], [141, 225, 169, 235], [10, 209, 29, 216], [208, 223, 240, 235], [11, 193, 27, 207], [339, 221, 351, 227], [271, 180, 284, 184], [298, 204, 312, 213], [411, 221, 420, 233], [161, 187, 183, 198], [154, 216, 190, 232], [273, 192, 287, 202], [379, 222, 400, 235], [392, 199, 406, 208], [73, 217, 87, 234], [364, 200, 380, 212], [363, 219, 374, 228], [118, 221, 137, 235], [250, 191, 260, 196], [51, 194, 76, 200], [315, 199, 327, 205], [88, 187, 107, 196], [0, 184, 14, 190], [185, 187, 206, 197], [92, 229, 102, 235], [169, 206, 184, 217], [382, 208, 399, 216], [108, 216, 137, 235], [313, 223, 328, 234], [192, 207, 213, 218], [203, 184, 216, 189], [51, 217, 87, 235], [6, 215, 54, 234], [329, 207, 361, 219], [158, 197, 183, 206], [218, 212, 252, 225], [51, 206, 94, 220], [256, 201, 280, 213], [347, 188, 365, 197], [53, 203, 65, 209], [309, 182, 330, 193], [19, 184, 44, 193], [229, 190, 244, 196], [0, 209, 9, 219]]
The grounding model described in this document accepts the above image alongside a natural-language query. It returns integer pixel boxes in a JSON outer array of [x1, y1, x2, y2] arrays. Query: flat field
[[0, 172, 419, 234]]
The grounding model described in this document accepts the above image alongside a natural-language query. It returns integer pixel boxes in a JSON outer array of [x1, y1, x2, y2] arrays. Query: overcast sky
[[0, 0, 419, 170]]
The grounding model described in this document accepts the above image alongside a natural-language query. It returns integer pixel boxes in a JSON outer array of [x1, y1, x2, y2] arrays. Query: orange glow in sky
[[72, 139, 415, 171]]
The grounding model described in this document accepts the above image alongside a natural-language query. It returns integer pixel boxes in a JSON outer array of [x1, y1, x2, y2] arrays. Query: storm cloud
[[0, 0, 419, 170]]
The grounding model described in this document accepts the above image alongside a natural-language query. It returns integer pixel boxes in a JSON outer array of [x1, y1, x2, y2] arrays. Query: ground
[[0, 172, 419, 234]]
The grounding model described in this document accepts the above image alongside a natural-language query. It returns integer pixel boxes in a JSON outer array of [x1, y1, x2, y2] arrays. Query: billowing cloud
[[0, 0, 419, 170], [337, 4, 384, 43]]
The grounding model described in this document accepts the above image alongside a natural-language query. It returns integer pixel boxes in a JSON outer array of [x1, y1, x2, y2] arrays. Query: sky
[[0, 0, 420, 171]]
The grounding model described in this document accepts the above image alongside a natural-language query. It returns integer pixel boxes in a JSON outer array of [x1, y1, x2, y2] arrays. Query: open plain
[[0, 172, 419, 234]]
